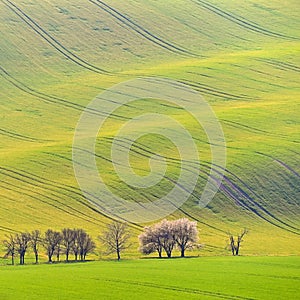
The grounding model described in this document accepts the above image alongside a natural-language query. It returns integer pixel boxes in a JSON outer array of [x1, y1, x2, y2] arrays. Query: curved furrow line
[[214, 159, 300, 211], [221, 120, 297, 143], [256, 152, 300, 179], [2, 0, 110, 75], [2, 176, 96, 224], [229, 63, 283, 80], [0, 224, 19, 234], [41, 152, 143, 229], [0, 128, 50, 143], [1, 194, 46, 227], [89, 0, 196, 57], [103, 278, 255, 300], [4, 166, 138, 228], [274, 159, 300, 179], [257, 58, 300, 73], [74, 151, 193, 226], [191, 159, 297, 228], [0, 67, 127, 121], [80, 136, 298, 233], [95, 139, 231, 231], [0, 167, 107, 226], [227, 63, 291, 88], [217, 181, 300, 235], [193, 0, 298, 40], [100, 137, 202, 176], [200, 162, 300, 231], [81, 140, 219, 226], [178, 79, 253, 100], [221, 174, 300, 231], [2, 179, 141, 232]]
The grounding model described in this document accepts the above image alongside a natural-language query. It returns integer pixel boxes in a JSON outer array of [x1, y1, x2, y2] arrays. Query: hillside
[[0, 0, 299, 255]]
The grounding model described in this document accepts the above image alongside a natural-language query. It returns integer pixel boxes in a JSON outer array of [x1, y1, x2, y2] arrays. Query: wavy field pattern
[[0, 0, 299, 255]]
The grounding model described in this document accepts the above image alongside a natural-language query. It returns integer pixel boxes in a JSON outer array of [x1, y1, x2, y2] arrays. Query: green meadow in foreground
[[0, 257, 299, 300]]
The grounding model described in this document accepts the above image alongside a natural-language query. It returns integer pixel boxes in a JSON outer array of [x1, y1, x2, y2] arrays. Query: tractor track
[[89, 0, 197, 57], [0, 166, 125, 226], [0, 67, 127, 121], [100, 137, 275, 232], [102, 278, 256, 300], [193, 0, 298, 40], [0, 128, 50, 143], [0, 180, 98, 226], [176, 79, 253, 100], [2, 0, 110, 75], [256, 58, 300, 73], [88, 135, 300, 234]]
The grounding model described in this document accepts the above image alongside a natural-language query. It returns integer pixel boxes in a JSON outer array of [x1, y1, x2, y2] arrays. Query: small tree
[[80, 233, 96, 261], [71, 229, 80, 261], [99, 221, 131, 261], [62, 228, 75, 262], [15, 232, 31, 265], [43, 229, 62, 263], [159, 220, 176, 258], [3, 234, 16, 265], [139, 224, 163, 258], [173, 218, 198, 257], [30, 230, 41, 264], [228, 229, 248, 256], [55, 238, 63, 262]]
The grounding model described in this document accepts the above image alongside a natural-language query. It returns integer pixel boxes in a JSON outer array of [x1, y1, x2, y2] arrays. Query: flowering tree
[[139, 218, 199, 258], [173, 218, 198, 257]]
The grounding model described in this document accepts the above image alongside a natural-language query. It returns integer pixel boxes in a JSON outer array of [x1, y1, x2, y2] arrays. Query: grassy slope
[[0, 0, 299, 255], [0, 257, 299, 299]]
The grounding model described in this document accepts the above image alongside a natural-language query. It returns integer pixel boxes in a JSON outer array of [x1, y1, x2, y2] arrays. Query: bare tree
[[71, 229, 80, 261], [80, 232, 96, 261], [228, 229, 248, 256], [62, 228, 75, 262], [76, 229, 87, 261], [15, 232, 31, 265], [173, 218, 198, 257], [30, 230, 41, 264], [99, 221, 131, 261], [3, 234, 16, 265], [55, 238, 63, 262], [43, 229, 62, 263]]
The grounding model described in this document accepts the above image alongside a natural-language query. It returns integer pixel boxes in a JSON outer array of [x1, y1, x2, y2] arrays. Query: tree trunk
[[11, 254, 14, 265], [117, 250, 120, 261], [158, 250, 162, 258], [66, 252, 69, 262], [181, 248, 185, 257], [35, 253, 38, 264]]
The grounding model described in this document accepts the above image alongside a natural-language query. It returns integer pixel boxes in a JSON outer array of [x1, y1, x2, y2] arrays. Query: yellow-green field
[[0, 0, 299, 257]]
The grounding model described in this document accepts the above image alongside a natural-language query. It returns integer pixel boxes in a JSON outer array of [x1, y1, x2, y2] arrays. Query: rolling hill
[[0, 0, 299, 256]]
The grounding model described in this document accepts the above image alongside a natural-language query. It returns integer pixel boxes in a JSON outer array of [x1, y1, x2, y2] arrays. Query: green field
[[1, 0, 300, 255], [0, 257, 299, 300]]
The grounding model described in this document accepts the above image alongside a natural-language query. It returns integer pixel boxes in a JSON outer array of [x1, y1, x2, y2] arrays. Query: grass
[[0, 257, 299, 300]]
